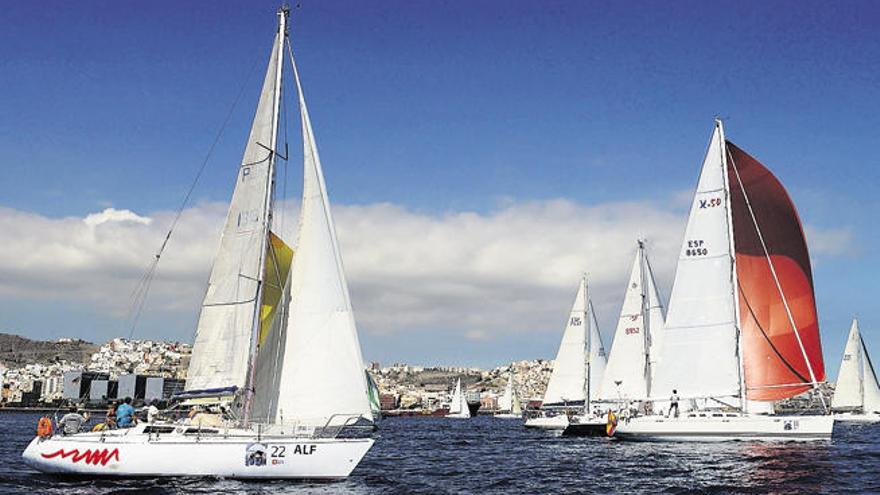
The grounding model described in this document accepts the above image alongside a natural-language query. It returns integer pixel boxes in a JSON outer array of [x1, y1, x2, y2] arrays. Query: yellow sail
[[259, 231, 294, 345]]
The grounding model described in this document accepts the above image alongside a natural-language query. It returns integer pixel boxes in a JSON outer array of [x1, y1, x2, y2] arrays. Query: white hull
[[524, 415, 569, 430], [22, 425, 373, 479], [833, 412, 880, 424], [614, 413, 833, 442]]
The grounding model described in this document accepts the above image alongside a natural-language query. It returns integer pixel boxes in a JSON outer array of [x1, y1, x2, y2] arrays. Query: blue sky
[[1, 1, 878, 378]]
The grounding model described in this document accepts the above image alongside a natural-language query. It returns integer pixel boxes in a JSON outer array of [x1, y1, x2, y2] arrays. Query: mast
[[638, 239, 652, 398], [716, 118, 748, 413], [241, 6, 287, 424], [583, 275, 591, 412]]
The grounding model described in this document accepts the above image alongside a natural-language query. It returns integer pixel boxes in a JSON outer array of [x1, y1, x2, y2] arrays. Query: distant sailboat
[[598, 240, 665, 404], [24, 7, 376, 477], [525, 275, 607, 430], [495, 372, 523, 419], [614, 119, 833, 441], [832, 319, 880, 423], [447, 378, 472, 419]]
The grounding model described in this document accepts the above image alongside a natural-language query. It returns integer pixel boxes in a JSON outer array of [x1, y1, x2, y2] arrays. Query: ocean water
[[1, 412, 878, 494]]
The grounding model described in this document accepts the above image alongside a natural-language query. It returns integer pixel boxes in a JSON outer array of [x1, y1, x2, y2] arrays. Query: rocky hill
[[0, 333, 98, 368]]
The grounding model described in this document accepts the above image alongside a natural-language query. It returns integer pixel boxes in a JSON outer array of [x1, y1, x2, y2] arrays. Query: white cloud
[[83, 207, 152, 227], [0, 199, 855, 346]]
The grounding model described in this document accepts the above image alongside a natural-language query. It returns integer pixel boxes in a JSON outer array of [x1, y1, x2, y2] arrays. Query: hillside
[[0, 333, 98, 368]]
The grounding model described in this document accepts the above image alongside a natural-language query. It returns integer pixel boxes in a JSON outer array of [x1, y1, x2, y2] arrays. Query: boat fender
[[37, 416, 53, 438], [92, 423, 107, 432]]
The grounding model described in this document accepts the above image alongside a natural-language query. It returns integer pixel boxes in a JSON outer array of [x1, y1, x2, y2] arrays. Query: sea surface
[[1, 412, 878, 494]]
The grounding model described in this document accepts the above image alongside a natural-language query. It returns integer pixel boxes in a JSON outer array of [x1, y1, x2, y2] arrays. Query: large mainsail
[[832, 319, 880, 412], [267, 40, 371, 426], [651, 123, 741, 400], [599, 243, 665, 402], [185, 27, 284, 393], [543, 277, 590, 406], [727, 142, 825, 401]]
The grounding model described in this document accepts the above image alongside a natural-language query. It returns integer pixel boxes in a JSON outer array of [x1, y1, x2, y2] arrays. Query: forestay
[[186, 30, 283, 393], [651, 124, 741, 400]]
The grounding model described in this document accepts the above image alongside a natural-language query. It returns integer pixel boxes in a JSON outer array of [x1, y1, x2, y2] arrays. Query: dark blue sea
[[1, 412, 878, 494]]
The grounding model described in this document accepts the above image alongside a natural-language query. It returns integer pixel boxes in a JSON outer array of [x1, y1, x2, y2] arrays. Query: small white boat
[[24, 6, 376, 478], [446, 378, 471, 419], [613, 120, 833, 442], [495, 372, 522, 419], [525, 276, 607, 429], [831, 319, 880, 423]]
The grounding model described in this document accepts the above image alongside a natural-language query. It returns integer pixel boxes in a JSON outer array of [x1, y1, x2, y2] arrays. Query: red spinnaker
[[727, 142, 825, 401]]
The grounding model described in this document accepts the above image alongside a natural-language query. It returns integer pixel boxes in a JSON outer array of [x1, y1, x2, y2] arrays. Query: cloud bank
[[0, 199, 852, 347]]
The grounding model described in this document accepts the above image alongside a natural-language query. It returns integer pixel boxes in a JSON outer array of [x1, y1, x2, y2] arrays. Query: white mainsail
[[268, 41, 372, 426], [543, 277, 589, 406], [599, 242, 665, 402], [185, 28, 283, 393], [651, 124, 741, 400], [832, 319, 880, 413]]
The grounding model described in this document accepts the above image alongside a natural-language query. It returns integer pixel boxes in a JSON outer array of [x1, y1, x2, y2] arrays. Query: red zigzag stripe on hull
[[41, 448, 120, 466]]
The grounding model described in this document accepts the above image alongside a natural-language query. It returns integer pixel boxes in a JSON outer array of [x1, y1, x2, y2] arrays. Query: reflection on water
[[2, 412, 877, 494]]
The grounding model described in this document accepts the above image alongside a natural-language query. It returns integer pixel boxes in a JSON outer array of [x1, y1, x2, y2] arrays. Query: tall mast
[[583, 275, 591, 412], [638, 239, 652, 398], [241, 6, 287, 425], [717, 118, 748, 413]]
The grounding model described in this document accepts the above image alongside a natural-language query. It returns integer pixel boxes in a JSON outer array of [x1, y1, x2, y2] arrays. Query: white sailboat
[[495, 372, 523, 419], [613, 119, 833, 442], [832, 319, 880, 423], [525, 276, 607, 430], [23, 7, 376, 478], [447, 378, 472, 419]]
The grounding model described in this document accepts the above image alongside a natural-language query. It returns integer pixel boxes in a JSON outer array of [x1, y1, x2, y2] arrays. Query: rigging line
[[125, 54, 262, 340]]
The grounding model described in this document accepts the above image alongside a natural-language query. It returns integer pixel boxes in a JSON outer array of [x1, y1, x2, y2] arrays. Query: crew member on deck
[[117, 397, 136, 427], [669, 389, 680, 418], [59, 407, 90, 435]]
